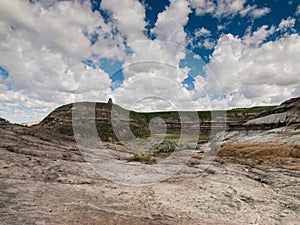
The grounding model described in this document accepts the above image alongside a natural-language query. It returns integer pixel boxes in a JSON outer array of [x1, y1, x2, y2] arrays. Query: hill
[[38, 101, 280, 143]]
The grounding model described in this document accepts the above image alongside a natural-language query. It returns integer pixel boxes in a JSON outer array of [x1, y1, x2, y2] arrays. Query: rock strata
[[245, 97, 300, 127]]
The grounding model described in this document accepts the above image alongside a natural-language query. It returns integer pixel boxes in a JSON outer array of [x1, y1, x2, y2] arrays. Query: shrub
[[204, 168, 215, 174], [128, 152, 157, 164], [154, 140, 178, 153]]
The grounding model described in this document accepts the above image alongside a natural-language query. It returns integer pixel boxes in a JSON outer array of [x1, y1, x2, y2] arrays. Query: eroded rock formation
[[1, 97, 300, 224]]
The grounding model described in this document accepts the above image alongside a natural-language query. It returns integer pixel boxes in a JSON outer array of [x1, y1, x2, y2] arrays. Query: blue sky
[[0, 0, 300, 122]]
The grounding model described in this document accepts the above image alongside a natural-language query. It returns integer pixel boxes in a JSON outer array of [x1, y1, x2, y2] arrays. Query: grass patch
[[227, 106, 276, 114]]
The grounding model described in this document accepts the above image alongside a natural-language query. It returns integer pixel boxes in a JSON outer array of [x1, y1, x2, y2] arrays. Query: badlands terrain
[[1, 97, 300, 224]]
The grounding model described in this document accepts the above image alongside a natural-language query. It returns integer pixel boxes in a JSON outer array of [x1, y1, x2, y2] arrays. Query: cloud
[[214, 0, 246, 17], [277, 17, 296, 31], [188, 25, 215, 51], [203, 31, 300, 107], [152, 0, 191, 45], [189, 0, 270, 18], [0, 0, 298, 123], [0, 0, 118, 122], [0, 0, 197, 122], [195, 38, 215, 49], [296, 4, 300, 15], [248, 7, 271, 18], [195, 27, 212, 37], [217, 25, 225, 31], [202, 38, 216, 49], [243, 25, 275, 47], [188, 0, 215, 16], [101, 0, 147, 42], [110, 61, 198, 112], [119, 0, 192, 81]]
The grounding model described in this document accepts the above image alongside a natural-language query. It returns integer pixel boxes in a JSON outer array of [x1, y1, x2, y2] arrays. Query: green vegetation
[[96, 123, 115, 142], [198, 133, 210, 144], [227, 105, 276, 114], [204, 168, 216, 174], [128, 140, 178, 164], [130, 110, 179, 122], [154, 140, 178, 153], [128, 152, 157, 164], [197, 110, 212, 119]]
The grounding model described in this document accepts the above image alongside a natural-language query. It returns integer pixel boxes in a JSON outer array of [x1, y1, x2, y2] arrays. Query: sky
[[0, 0, 300, 123]]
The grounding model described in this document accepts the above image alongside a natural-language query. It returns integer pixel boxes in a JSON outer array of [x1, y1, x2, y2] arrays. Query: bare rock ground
[[1, 120, 300, 224]]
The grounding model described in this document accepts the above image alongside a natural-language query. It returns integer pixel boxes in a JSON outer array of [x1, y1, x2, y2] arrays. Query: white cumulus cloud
[[101, 0, 147, 42], [152, 0, 191, 45], [0, 0, 119, 122], [203, 31, 300, 107]]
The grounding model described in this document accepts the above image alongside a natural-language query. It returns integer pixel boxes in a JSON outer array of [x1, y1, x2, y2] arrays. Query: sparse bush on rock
[[128, 152, 157, 164], [154, 140, 178, 153]]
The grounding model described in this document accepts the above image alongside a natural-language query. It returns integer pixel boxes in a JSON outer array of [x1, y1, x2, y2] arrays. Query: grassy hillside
[[54, 101, 276, 121], [227, 106, 277, 114], [41, 102, 277, 144]]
